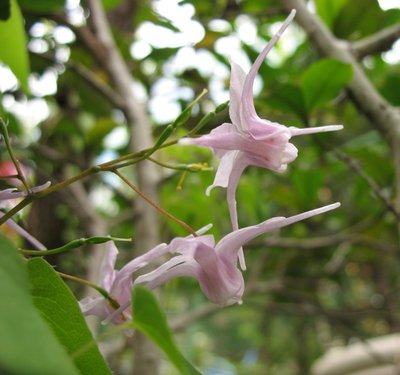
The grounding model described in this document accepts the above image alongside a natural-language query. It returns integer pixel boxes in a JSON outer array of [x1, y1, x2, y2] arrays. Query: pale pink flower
[[181, 10, 342, 269], [80, 203, 339, 323], [79, 241, 172, 323], [0, 160, 50, 201], [0, 181, 51, 201], [135, 203, 339, 305]]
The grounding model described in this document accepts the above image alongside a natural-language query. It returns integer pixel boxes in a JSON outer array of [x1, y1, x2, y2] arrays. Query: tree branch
[[282, 0, 400, 234], [85, 1, 161, 374], [67, 60, 125, 109], [250, 233, 397, 254], [282, 0, 400, 143], [330, 146, 400, 221], [352, 24, 400, 58], [170, 279, 285, 332]]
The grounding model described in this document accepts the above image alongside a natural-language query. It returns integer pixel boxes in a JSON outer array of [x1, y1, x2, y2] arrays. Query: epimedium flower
[[0, 181, 51, 201], [80, 202, 339, 323], [135, 203, 339, 305], [0, 160, 51, 201], [180, 9, 342, 270], [79, 240, 174, 324]]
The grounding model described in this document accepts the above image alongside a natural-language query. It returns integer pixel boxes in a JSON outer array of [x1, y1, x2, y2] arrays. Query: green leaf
[[18, 0, 65, 12], [0, 235, 80, 375], [0, 0, 10, 20], [27, 258, 113, 375], [333, 0, 386, 39], [315, 0, 346, 28], [132, 286, 202, 375], [291, 168, 324, 209], [267, 84, 308, 122], [301, 58, 352, 112], [0, 0, 29, 92]]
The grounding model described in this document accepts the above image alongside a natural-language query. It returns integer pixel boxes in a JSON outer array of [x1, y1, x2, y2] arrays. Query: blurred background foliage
[[0, 0, 399, 374]]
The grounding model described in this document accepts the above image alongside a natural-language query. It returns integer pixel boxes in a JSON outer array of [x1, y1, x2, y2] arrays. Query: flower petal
[[290, 125, 343, 137], [0, 188, 20, 200], [229, 61, 247, 129], [111, 242, 171, 297], [216, 202, 340, 261], [226, 152, 250, 270], [247, 120, 291, 142], [184, 123, 240, 158], [0, 181, 51, 201], [169, 235, 216, 256], [79, 296, 110, 320], [31, 181, 51, 193], [241, 10, 296, 131], [206, 150, 242, 196], [135, 255, 200, 289], [0, 211, 47, 250], [194, 248, 244, 305], [100, 242, 118, 290]]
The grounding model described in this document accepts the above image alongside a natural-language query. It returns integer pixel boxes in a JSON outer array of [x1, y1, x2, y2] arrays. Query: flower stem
[[0, 91, 217, 225], [113, 170, 197, 236], [148, 157, 212, 172], [20, 235, 132, 256], [58, 271, 120, 309]]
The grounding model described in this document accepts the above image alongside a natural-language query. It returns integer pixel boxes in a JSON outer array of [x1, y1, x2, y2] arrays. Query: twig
[[66, 60, 125, 109], [58, 271, 120, 309], [282, 0, 400, 142], [170, 279, 284, 332], [352, 24, 400, 58], [32, 52, 125, 110], [20, 235, 131, 256], [113, 170, 197, 237], [249, 233, 397, 254], [331, 147, 400, 220]]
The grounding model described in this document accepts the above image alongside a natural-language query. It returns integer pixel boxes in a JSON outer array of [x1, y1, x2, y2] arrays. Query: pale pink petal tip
[[32, 180, 51, 192], [178, 138, 195, 145], [290, 125, 343, 136], [288, 9, 296, 20], [238, 251, 246, 271], [195, 223, 213, 236], [205, 184, 215, 196], [315, 202, 341, 214]]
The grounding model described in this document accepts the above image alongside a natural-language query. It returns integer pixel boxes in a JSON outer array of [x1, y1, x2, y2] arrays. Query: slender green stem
[[20, 235, 132, 256], [0, 93, 227, 225], [187, 100, 229, 136], [148, 157, 212, 172], [0, 195, 33, 225], [0, 167, 99, 225], [58, 271, 120, 309]]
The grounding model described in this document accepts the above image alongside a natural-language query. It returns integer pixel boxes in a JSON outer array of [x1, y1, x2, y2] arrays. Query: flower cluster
[[80, 9, 342, 324], [80, 204, 339, 323], [181, 9, 342, 269]]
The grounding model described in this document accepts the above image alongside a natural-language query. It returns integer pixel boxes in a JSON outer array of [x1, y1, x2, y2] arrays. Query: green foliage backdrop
[[0, 0, 399, 374]]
